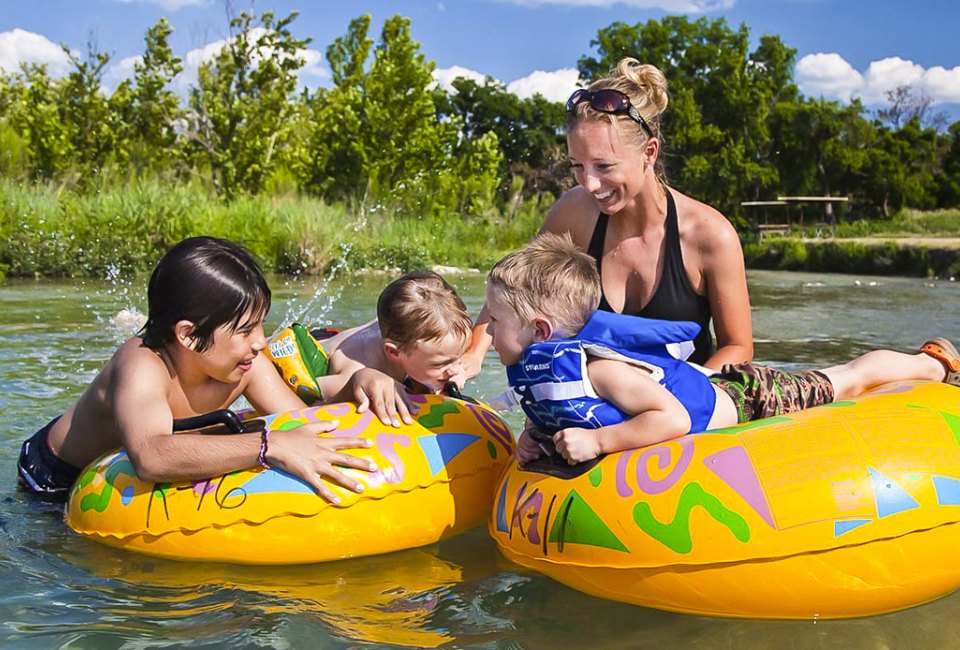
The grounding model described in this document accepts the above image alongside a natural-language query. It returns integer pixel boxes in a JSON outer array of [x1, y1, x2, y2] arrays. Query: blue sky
[[1, 0, 958, 121]]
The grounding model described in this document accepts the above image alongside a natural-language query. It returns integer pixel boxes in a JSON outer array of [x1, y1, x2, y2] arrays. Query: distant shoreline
[[743, 237, 960, 278], [830, 237, 960, 250]]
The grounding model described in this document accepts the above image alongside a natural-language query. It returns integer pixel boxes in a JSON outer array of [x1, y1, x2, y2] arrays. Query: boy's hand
[[266, 422, 378, 504], [554, 427, 602, 465], [516, 426, 546, 464], [446, 365, 468, 392], [350, 368, 415, 428]]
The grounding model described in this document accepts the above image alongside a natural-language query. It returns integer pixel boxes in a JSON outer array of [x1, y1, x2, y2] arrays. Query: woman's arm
[[462, 306, 493, 380], [675, 196, 753, 370], [700, 216, 753, 369]]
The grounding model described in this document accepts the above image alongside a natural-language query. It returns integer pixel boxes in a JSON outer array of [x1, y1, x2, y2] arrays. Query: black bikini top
[[586, 190, 715, 365]]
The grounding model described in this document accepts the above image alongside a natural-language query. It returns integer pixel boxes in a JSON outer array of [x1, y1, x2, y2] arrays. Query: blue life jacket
[[505, 310, 716, 434]]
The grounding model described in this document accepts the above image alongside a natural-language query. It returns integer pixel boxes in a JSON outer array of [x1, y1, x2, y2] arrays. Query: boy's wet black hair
[[141, 237, 271, 353]]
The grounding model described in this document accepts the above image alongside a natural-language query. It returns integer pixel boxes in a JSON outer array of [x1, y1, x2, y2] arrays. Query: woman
[[465, 57, 753, 375]]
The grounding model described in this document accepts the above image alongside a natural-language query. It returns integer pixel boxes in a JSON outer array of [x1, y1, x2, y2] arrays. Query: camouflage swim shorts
[[709, 362, 835, 423]]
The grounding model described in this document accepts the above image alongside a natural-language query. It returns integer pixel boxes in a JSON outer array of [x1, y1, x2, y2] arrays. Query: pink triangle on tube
[[704, 446, 775, 528]]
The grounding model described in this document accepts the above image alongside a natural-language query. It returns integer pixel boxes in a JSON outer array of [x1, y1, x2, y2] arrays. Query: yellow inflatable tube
[[66, 394, 515, 564], [490, 382, 960, 619]]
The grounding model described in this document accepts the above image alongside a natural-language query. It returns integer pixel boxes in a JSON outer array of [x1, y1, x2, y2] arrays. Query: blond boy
[[485, 233, 960, 465]]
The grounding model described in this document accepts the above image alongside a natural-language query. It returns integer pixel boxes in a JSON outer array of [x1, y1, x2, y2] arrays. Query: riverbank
[[2, 180, 959, 281], [743, 237, 960, 278]]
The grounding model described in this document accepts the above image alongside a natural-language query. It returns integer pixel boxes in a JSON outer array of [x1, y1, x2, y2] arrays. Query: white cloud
[[797, 52, 960, 107], [507, 68, 582, 102], [432, 65, 492, 92], [104, 55, 141, 89], [183, 36, 232, 71], [795, 53, 864, 102], [112, 0, 209, 10], [0, 28, 71, 76], [297, 49, 330, 83], [496, 0, 734, 11], [862, 57, 925, 103], [171, 36, 230, 94], [924, 66, 960, 104], [174, 30, 328, 93], [433, 66, 581, 103]]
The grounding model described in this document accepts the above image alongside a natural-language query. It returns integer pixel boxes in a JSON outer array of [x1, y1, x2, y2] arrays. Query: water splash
[[274, 241, 353, 336], [91, 264, 147, 341], [109, 308, 147, 334]]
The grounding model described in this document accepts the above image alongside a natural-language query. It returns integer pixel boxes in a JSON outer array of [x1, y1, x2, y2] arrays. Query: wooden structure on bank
[[741, 196, 850, 239]]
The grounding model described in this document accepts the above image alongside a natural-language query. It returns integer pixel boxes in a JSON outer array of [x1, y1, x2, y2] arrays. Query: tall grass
[[0, 180, 546, 279]]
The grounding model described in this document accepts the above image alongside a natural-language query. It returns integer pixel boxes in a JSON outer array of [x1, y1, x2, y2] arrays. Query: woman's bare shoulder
[[672, 190, 740, 252], [541, 186, 598, 246]]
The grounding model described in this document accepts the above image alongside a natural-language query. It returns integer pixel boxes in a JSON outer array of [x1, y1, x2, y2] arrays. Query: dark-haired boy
[[17, 236, 377, 503]]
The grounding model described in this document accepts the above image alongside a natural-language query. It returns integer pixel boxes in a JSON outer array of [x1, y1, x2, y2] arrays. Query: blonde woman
[[466, 57, 753, 375]]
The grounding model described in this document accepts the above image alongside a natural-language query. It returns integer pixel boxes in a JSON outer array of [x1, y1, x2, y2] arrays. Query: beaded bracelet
[[258, 428, 271, 469]]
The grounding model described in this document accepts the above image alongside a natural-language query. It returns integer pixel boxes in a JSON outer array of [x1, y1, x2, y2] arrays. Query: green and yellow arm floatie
[[266, 323, 332, 404]]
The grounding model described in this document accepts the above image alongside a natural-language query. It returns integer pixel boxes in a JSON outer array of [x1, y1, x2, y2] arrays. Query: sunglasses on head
[[565, 88, 654, 139]]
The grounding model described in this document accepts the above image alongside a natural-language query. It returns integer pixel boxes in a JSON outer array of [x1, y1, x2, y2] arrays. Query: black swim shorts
[[709, 362, 836, 424], [17, 417, 82, 501]]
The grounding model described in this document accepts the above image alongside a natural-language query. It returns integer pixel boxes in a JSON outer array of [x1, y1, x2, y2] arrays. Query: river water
[[1, 270, 959, 648]]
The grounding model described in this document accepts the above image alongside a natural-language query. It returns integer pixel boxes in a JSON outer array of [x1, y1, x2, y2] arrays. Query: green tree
[[858, 125, 912, 217], [770, 97, 876, 219], [186, 10, 308, 197], [5, 64, 74, 180], [935, 121, 960, 206], [0, 73, 29, 177], [296, 15, 372, 202], [577, 16, 790, 217], [891, 117, 939, 209], [61, 42, 117, 182], [4, 43, 118, 183], [300, 14, 502, 217], [433, 76, 568, 198], [111, 18, 184, 177], [743, 34, 800, 200]]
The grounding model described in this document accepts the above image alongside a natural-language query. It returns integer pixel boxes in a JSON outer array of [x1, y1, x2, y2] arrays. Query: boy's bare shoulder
[[69, 337, 173, 440], [325, 320, 385, 371], [108, 337, 172, 384]]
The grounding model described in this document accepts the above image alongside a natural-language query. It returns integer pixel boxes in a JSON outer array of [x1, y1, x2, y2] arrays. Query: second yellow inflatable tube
[[491, 382, 960, 619]]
